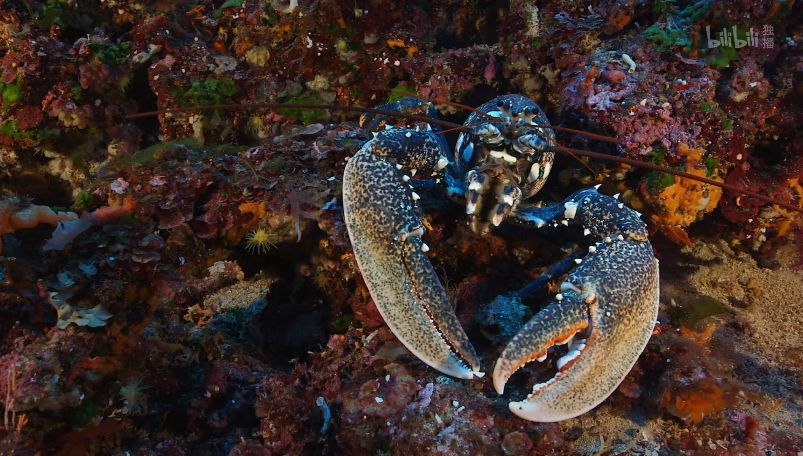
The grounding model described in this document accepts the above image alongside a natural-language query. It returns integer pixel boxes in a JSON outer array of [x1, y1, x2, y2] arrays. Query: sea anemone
[[120, 376, 149, 415], [246, 115, 265, 136], [116, 74, 132, 93], [244, 228, 275, 254], [312, 270, 329, 290]]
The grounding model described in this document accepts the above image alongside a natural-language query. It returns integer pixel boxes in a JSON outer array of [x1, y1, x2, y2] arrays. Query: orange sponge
[[0, 197, 77, 254]]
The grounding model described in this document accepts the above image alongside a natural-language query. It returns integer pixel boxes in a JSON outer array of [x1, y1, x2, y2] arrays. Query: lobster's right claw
[[343, 131, 482, 380]]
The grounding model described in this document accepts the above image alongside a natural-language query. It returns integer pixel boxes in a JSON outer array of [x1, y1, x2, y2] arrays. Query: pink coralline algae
[[0, 329, 91, 413], [501, 431, 534, 455], [342, 362, 417, 420], [560, 48, 719, 155]]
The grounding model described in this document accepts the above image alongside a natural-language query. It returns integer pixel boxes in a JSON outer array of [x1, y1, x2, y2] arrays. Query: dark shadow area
[[128, 65, 161, 148], [3, 169, 74, 207], [235, 231, 334, 368], [433, 0, 510, 50]]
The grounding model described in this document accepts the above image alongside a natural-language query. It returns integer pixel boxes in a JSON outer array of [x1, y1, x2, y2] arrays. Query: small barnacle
[[120, 376, 149, 416], [244, 228, 276, 254]]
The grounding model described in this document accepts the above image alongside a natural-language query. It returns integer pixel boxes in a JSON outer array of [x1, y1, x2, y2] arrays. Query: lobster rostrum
[[130, 95, 801, 423]]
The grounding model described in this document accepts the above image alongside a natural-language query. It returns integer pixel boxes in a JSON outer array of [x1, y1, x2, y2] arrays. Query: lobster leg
[[494, 188, 660, 421]]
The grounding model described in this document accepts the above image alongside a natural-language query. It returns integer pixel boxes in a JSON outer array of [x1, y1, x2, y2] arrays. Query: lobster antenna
[[548, 145, 803, 215], [434, 120, 490, 135], [125, 103, 466, 132], [392, 92, 801, 212], [542, 125, 624, 143], [434, 121, 620, 143], [393, 90, 624, 143], [125, 103, 802, 215], [549, 141, 600, 178], [389, 88, 500, 121], [392, 90, 626, 176], [127, 102, 623, 144]]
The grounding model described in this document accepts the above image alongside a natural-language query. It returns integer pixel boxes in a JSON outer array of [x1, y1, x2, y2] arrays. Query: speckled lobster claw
[[494, 189, 660, 421], [343, 129, 483, 379]]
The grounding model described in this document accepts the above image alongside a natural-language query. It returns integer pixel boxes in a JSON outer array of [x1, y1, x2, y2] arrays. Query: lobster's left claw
[[494, 239, 659, 421], [495, 191, 660, 422]]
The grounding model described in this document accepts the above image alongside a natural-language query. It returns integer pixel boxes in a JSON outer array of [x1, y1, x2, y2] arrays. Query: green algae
[[677, 296, 726, 330], [171, 77, 238, 116], [277, 94, 327, 124], [0, 75, 24, 112]]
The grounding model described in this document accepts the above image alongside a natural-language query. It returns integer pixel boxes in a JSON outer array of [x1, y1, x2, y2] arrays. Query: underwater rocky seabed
[[0, 0, 803, 454]]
